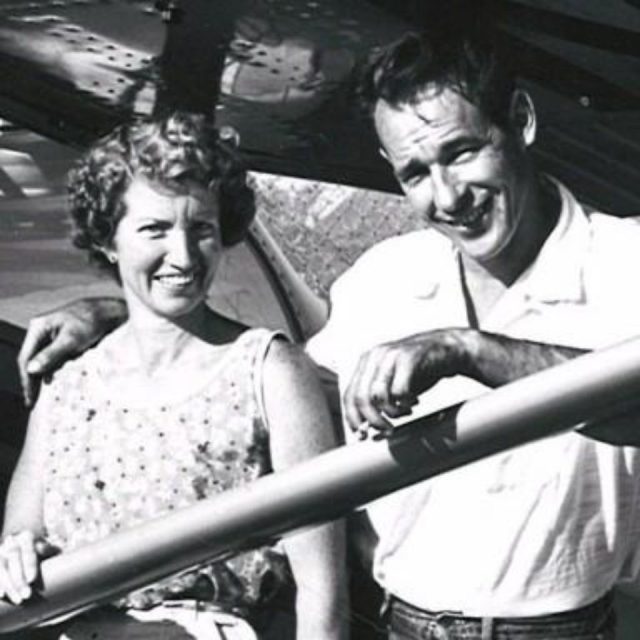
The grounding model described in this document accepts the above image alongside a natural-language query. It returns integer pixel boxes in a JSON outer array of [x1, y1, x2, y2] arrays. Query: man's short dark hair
[[359, 31, 516, 128]]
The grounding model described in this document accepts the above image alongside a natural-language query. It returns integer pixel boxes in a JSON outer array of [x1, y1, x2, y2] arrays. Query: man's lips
[[434, 197, 493, 229]]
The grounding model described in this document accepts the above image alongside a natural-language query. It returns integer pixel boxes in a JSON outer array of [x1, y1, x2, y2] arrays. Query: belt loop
[[481, 616, 494, 640]]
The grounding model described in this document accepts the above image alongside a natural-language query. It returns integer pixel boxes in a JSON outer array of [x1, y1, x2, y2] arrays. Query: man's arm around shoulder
[[18, 297, 127, 406]]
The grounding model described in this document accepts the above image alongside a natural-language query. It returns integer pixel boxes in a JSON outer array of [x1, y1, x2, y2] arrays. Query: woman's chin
[[147, 295, 207, 320]]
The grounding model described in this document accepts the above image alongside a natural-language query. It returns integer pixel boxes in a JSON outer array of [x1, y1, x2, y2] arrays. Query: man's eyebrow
[[440, 134, 486, 157], [396, 158, 428, 182]]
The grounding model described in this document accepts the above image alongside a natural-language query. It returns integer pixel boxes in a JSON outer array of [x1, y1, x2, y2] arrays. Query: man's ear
[[509, 89, 536, 148]]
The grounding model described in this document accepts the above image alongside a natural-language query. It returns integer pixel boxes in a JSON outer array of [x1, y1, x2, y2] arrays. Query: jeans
[[387, 592, 615, 640]]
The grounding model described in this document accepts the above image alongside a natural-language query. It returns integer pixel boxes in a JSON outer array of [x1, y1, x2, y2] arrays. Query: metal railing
[[2, 336, 640, 632]]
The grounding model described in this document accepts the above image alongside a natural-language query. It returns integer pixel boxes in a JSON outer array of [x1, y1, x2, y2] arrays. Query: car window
[[253, 172, 424, 300]]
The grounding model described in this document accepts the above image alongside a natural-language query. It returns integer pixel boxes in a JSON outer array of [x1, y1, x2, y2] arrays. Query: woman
[[0, 112, 348, 639]]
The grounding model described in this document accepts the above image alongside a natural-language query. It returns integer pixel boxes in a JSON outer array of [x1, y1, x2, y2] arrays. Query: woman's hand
[[263, 340, 350, 639], [0, 531, 40, 604]]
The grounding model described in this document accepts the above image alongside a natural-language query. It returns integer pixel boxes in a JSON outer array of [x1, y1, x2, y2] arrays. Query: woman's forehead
[[123, 175, 219, 218]]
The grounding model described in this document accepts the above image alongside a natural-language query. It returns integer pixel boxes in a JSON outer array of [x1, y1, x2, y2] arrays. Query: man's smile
[[434, 197, 493, 231]]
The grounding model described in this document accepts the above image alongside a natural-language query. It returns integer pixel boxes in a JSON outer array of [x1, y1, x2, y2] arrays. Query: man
[[16, 31, 640, 640], [305, 32, 640, 639]]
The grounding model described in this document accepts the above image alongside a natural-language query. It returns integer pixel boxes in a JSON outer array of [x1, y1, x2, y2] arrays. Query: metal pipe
[[3, 336, 640, 631]]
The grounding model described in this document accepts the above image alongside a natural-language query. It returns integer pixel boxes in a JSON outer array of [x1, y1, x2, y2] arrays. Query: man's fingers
[[344, 382, 387, 437], [25, 334, 76, 379], [343, 355, 370, 434], [21, 332, 84, 408], [17, 319, 54, 406], [368, 349, 399, 414], [20, 373, 37, 410], [344, 354, 394, 436], [358, 349, 417, 424], [344, 347, 424, 436], [17, 317, 55, 372], [343, 387, 372, 437], [383, 398, 416, 419], [389, 351, 420, 398]]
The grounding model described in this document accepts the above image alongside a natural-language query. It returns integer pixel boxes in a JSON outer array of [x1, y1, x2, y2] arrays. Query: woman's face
[[110, 176, 222, 320]]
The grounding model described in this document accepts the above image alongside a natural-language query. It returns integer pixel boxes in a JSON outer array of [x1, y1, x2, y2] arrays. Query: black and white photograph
[[0, 1, 639, 638]]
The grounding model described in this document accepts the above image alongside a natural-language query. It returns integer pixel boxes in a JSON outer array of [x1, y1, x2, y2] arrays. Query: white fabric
[[307, 182, 640, 616], [59, 603, 257, 639]]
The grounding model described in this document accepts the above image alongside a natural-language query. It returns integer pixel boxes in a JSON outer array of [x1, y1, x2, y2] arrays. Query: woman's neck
[[118, 303, 246, 378], [122, 304, 213, 377]]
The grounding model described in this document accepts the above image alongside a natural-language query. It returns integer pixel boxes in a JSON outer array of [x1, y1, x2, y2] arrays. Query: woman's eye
[[139, 224, 165, 235], [192, 222, 218, 237]]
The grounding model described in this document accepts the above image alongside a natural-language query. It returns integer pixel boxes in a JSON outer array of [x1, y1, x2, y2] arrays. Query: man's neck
[[461, 177, 561, 324]]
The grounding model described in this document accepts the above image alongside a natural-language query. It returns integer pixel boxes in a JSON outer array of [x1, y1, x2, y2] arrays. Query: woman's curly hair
[[68, 111, 255, 277]]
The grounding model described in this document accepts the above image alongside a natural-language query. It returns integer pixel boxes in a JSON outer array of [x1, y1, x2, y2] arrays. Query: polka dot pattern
[[42, 329, 290, 610]]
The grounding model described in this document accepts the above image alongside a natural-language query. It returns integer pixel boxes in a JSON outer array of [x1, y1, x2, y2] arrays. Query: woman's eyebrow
[[135, 215, 171, 225]]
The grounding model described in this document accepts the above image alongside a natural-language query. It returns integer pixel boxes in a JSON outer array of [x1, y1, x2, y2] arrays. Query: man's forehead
[[376, 87, 486, 132], [374, 87, 491, 162]]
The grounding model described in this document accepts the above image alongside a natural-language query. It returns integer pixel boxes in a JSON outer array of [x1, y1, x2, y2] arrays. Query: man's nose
[[431, 166, 466, 214]]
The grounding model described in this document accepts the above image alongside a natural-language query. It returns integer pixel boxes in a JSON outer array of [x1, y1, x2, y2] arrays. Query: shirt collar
[[516, 179, 590, 304]]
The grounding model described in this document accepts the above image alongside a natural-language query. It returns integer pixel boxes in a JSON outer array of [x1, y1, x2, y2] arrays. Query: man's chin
[[457, 235, 508, 267]]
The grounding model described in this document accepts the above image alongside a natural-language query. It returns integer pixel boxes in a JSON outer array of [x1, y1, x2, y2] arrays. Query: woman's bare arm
[[263, 339, 349, 640], [0, 397, 49, 603]]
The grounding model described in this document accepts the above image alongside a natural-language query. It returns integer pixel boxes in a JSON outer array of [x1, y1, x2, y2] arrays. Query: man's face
[[374, 86, 536, 271]]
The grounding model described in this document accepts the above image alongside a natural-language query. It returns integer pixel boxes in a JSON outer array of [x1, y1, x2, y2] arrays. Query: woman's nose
[[166, 230, 196, 268]]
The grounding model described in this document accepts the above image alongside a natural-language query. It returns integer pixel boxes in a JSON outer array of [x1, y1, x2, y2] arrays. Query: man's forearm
[[460, 329, 587, 388], [19, 296, 129, 406], [88, 297, 128, 333]]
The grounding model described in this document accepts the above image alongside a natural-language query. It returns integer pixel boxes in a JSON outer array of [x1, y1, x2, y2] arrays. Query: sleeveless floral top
[[41, 328, 291, 614]]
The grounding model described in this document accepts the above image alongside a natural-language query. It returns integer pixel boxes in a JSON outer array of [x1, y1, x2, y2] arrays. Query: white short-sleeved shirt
[[307, 182, 640, 616]]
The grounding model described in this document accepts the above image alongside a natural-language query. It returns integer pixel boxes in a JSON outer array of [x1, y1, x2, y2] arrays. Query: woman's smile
[[153, 271, 198, 291]]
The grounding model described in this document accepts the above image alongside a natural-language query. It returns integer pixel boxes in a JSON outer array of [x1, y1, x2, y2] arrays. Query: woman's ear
[[509, 89, 536, 148], [99, 247, 118, 264]]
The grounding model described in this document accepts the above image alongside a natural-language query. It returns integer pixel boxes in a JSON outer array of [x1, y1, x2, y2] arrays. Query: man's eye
[[402, 172, 427, 188], [451, 147, 478, 164]]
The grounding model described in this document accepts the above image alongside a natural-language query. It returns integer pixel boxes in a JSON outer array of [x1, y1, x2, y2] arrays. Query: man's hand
[[343, 329, 471, 437], [18, 298, 127, 407], [343, 328, 584, 438]]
